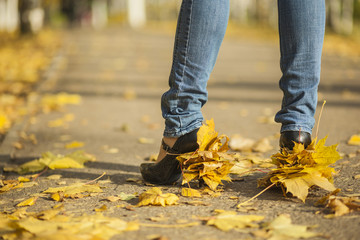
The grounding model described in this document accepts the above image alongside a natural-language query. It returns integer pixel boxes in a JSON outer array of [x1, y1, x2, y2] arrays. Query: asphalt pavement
[[1, 26, 360, 240]]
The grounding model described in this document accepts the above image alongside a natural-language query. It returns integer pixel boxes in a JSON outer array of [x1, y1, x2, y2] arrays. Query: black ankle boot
[[140, 128, 199, 185], [279, 131, 312, 150]]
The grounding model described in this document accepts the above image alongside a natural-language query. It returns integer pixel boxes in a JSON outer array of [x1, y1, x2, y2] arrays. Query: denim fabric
[[275, 0, 326, 134], [162, 0, 325, 137]]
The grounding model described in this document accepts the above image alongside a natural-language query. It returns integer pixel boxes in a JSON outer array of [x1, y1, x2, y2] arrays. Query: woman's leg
[[275, 0, 326, 136], [161, 0, 230, 138]]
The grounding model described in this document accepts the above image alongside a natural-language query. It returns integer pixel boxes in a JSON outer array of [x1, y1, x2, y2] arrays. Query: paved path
[[1, 26, 360, 240]]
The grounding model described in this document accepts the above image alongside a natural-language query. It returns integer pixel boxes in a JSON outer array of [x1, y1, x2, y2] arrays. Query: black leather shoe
[[140, 128, 199, 185], [279, 131, 312, 150]]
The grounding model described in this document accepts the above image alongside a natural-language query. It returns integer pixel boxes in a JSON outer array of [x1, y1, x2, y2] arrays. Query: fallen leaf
[[17, 197, 38, 207], [206, 211, 264, 231], [140, 222, 199, 228], [123, 89, 137, 100], [229, 135, 255, 152], [105, 193, 136, 202], [137, 187, 179, 207], [5, 151, 95, 174], [46, 174, 62, 180], [0, 210, 138, 240], [51, 192, 64, 202], [13, 141, 23, 149], [18, 177, 30, 182], [44, 183, 102, 200], [94, 204, 108, 212], [252, 138, 273, 153], [261, 214, 320, 239], [126, 177, 143, 184], [138, 137, 154, 144], [149, 215, 169, 222], [348, 134, 360, 146], [181, 188, 202, 198], [41, 93, 81, 113], [65, 141, 84, 149]]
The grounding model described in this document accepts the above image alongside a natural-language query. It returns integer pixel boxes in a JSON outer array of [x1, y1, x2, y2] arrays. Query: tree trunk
[[127, 0, 146, 29]]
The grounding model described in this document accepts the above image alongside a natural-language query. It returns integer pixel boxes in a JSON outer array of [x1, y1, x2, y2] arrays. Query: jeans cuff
[[280, 124, 312, 135], [163, 122, 202, 138]]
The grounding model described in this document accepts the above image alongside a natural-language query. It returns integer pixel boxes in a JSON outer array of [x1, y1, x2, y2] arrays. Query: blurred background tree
[[0, 0, 359, 35]]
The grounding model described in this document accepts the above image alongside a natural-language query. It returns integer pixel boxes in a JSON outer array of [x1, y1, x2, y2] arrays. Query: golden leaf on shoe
[[137, 187, 179, 207], [177, 119, 235, 191], [206, 211, 264, 231], [181, 188, 202, 198], [197, 119, 218, 151], [258, 136, 341, 202]]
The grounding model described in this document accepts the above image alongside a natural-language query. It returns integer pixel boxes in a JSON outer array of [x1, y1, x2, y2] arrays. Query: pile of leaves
[[177, 119, 235, 191], [0, 30, 62, 134], [258, 137, 341, 202]]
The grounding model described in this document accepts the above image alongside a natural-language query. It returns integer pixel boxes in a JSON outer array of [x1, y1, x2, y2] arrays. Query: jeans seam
[[177, 0, 193, 131]]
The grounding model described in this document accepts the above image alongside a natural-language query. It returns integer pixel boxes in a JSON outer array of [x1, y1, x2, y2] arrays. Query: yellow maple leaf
[[137, 187, 179, 207], [197, 119, 218, 151], [177, 120, 235, 191], [259, 136, 341, 202]]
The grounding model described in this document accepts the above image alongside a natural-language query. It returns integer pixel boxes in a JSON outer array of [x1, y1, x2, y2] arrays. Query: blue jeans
[[162, 0, 325, 137]]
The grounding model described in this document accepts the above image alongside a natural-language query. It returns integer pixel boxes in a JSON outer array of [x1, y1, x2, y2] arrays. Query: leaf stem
[[315, 100, 326, 141], [236, 182, 276, 207], [32, 167, 49, 181], [85, 172, 106, 185]]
